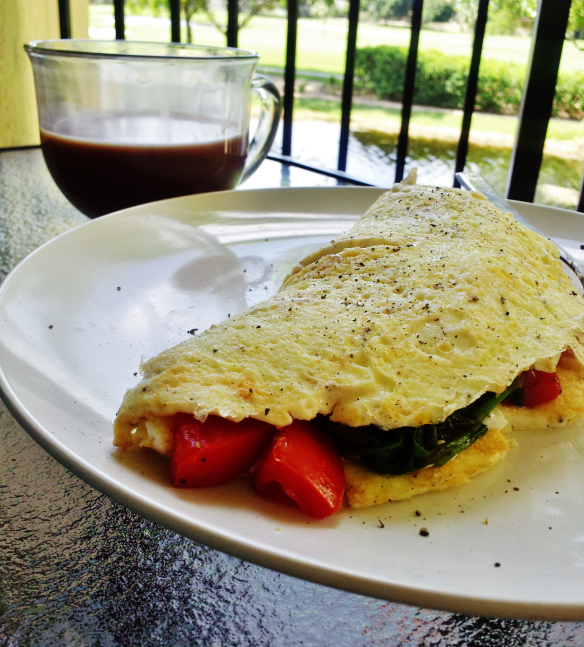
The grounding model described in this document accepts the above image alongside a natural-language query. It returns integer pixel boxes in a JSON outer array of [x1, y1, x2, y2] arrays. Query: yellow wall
[[0, 0, 89, 149]]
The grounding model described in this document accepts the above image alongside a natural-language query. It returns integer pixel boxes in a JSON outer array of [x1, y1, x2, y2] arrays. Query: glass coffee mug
[[25, 40, 281, 218]]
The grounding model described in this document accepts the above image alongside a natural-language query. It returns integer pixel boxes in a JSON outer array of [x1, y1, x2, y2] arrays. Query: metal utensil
[[455, 171, 584, 290]]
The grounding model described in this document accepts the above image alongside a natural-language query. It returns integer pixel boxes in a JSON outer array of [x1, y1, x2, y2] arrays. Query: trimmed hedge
[[354, 45, 584, 120]]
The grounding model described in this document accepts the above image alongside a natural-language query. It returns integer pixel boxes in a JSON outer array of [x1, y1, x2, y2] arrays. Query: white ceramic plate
[[2, 187, 584, 621]]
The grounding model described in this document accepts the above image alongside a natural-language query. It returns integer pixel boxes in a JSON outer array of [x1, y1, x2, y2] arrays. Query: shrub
[[554, 72, 584, 119], [474, 58, 524, 114], [354, 45, 582, 120], [414, 50, 469, 109], [354, 46, 407, 100]]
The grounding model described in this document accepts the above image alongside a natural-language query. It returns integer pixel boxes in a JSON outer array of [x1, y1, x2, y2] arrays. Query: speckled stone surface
[[1, 148, 584, 646]]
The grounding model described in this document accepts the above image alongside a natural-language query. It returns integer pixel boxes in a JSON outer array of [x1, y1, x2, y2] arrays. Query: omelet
[[114, 170, 584, 509], [344, 428, 515, 508], [501, 350, 584, 430]]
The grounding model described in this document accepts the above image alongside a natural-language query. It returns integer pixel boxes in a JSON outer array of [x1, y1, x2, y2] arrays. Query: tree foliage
[[487, 0, 537, 34], [456, 0, 584, 43], [453, 0, 537, 34], [360, 0, 411, 22], [299, 0, 336, 19], [360, 0, 537, 31], [424, 0, 455, 23], [568, 0, 584, 45], [125, 0, 584, 45], [126, 0, 282, 42]]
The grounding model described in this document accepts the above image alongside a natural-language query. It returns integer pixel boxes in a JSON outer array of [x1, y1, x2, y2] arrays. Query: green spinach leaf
[[347, 379, 520, 475]]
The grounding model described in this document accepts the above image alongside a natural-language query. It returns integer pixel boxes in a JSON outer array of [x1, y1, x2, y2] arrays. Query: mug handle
[[240, 75, 282, 184]]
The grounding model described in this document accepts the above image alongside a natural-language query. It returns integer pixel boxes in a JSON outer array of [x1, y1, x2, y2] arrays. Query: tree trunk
[[184, 5, 193, 43]]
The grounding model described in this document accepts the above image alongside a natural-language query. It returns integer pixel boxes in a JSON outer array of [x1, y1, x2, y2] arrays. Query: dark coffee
[[40, 117, 247, 218]]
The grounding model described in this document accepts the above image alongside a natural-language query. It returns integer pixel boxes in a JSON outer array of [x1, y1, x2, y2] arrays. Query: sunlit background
[[87, 0, 584, 209]]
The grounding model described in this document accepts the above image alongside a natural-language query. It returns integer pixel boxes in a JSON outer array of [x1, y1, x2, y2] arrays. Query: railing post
[[58, 0, 71, 38], [227, 0, 239, 48], [114, 0, 126, 40], [395, 0, 423, 183], [170, 0, 181, 42], [453, 0, 489, 187], [338, 0, 360, 173], [506, 0, 571, 202], [578, 176, 584, 213], [282, 0, 299, 157]]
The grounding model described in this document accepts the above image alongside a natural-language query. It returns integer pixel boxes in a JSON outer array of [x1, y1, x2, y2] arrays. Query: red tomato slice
[[521, 368, 562, 407], [171, 415, 274, 487], [253, 420, 346, 519]]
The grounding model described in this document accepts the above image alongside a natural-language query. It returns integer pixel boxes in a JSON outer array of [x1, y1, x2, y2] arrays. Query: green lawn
[[293, 96, 583, 144], [89, 6, 584, 74]]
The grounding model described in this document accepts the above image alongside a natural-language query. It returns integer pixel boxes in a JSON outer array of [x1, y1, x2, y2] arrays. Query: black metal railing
[[282, 0, 298, 157], [506, 0, 573, 203], [395, 0, 422, 183], [59, 0, 583, 211], [453, 0, 489, 188], [58, 0, 72, 38]]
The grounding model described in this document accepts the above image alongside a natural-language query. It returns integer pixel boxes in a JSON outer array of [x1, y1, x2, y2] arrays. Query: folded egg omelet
[[114, 172, 584, 508]]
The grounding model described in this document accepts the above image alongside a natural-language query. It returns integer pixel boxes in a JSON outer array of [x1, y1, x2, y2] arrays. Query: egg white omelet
[[114, 172, 584, 508]]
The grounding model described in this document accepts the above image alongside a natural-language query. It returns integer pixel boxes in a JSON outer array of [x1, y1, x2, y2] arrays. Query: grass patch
[[89, 7, 584, 74], [293, 96, 584, 147]]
